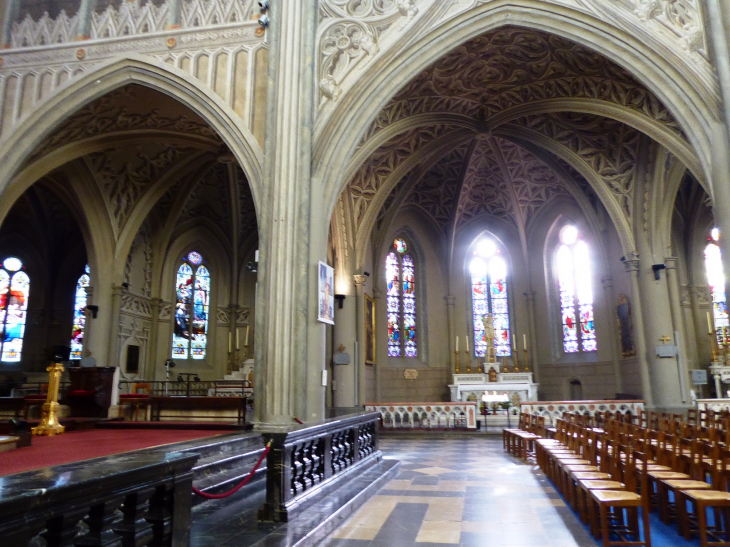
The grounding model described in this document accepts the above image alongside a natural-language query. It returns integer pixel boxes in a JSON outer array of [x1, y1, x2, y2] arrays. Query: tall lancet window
[[386, 238, 417, 357], [171, 251, 210, 360], [0, 257, 30, 362], [70, 265, 90, 360], [705, 228, 728, 345], [470, 239, 511, 357], [556, 225, 597, 353]]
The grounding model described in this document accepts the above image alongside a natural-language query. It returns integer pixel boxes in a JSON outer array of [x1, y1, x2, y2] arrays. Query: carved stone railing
[[520, 400, 645, 426], [365, 402, 478, 429], [696, 398, 730, 413], [0, 450, 198, 545], [258, 412, 380, 522]]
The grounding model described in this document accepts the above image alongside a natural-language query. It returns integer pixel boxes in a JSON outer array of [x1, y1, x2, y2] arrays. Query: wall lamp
[[334, 294, 346, 309], [86, 305, 99, 318], [652, 264, 666, 280]]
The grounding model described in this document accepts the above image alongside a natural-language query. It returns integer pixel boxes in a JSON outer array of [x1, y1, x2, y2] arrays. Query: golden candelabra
[[523, 348, 530, 372], [465, 349, 471, 373], [243, 343, 250, 360], [710, 330, 719, 362], [455, 350, 460, 374], [513, 348, 520, 372], [32, 362, 65, 436]]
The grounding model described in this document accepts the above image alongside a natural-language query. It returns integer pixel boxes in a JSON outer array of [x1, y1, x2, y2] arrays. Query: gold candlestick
[[523, 348, 530, 372], [455, 350, 460, 374], [513, 349, 520, 372], [32, 362, 65, 436], [466, 349, 471, 373], [227, 351, 232, 374], [243, 343, 250, 360]]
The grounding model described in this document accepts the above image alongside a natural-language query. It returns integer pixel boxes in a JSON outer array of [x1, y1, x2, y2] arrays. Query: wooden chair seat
[[657, 478, 712, 524], [648, 471, 690, 479], [677, 489, 730, 546], [591, 490, 640, 503]]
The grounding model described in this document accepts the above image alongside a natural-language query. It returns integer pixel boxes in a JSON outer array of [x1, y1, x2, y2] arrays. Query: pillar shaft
[[332, 287, 357, 408], [523, 291, 539, 381], [254, 0, 321, 423], [354, 274, 367, 406], [445, 295, 456, 375], [1, 0, 20, 47], [665, 257, 690, 404], [600, 277, 623, 394], [624, 259, 654, 407]]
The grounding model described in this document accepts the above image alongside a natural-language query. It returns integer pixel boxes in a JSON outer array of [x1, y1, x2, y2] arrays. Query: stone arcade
[[1, 0, 730, 544]]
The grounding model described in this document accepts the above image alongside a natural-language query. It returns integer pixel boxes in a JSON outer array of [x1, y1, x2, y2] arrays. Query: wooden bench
[[149, 395, 248, 424], [0, 397, 24, 418]]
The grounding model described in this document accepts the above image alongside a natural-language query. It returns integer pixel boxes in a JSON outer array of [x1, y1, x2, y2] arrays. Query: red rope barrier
[[192, 440, 271, 499], [293, 416, 304, 424]]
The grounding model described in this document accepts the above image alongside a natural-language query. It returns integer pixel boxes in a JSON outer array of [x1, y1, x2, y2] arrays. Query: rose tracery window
[[70, 265, 90, 360], [386, 238, 417, 357], [171, 251, 210, 360], [556, 225, 597, 353], [470, 239, 511, 357], [0, 257, 30, 362], [705, 228, 728, 346]]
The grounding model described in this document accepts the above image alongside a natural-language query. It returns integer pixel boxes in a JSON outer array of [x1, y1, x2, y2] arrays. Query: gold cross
[[659, 335, 671, 344], [337, 344, 346, 353]]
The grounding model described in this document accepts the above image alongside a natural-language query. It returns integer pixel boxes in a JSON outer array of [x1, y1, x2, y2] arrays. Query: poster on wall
[[365, 293, 376, 365], [318, 261, 335, 325]]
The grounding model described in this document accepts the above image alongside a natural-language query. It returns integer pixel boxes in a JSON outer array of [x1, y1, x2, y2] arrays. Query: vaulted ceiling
[[343, 25, 692, 253]]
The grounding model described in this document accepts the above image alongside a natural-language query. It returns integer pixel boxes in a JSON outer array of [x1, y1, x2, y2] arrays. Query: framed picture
[[365, 293, 375, 365], [616, 294, 635, 358], [317, 261, 335, 325]]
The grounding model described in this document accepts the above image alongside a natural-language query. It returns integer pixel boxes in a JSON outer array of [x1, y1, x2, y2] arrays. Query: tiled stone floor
[[319, 435, 603, 547]]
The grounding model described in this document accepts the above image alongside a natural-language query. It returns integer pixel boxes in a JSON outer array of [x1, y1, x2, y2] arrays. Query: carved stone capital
[[444, 295, 456, 306], [623, 259, 640, 273], [353, 274, 368, 286], [664, 256, 678, 270]]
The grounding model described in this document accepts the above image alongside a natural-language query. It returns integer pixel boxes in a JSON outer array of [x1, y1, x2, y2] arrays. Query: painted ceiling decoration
[[345, 25, 681, 249]]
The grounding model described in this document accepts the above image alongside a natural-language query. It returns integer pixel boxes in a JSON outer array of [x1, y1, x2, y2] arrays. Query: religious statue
[[481, 313, 497, 367]]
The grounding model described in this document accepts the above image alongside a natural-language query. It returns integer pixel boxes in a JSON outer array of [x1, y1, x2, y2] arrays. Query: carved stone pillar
[[354, 274, 368, 406], [624, 260, 653, 407], [148, 297, 161, 381], [706, 1, 730, 303], [332, 278, 356, 408], [664, 257, 690, 403], [254, 0, 321, 423], [1, 0, 20, 47], [445, 295, 456, 375], [523, 291, 538, 381], [600, 277, 623, 394], [107, 284, 123, 369]]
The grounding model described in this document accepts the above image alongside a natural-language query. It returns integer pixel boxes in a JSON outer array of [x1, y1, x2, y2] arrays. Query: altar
[[448, 370, 538, 403]]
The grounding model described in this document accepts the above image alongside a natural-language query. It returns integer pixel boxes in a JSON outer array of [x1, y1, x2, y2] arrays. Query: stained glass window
[[0, 257, 30, 362], [172, 251, 210, 360], [470, 239, 511, 357], [556, 226, 597, 353], [386, 239, 417, 357], [705, 228, 728, 345], [70, 265, 90, 360]]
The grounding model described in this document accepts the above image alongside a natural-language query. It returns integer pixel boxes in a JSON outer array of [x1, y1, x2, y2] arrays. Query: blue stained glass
[[386, 253, 400, 357], [403, 255, 417, 357], [172, 256, 210, 359], [385, 244, 418, 358], [70, 266, 90, 360], [0, 259, 29, 362], [471, 246, 511, 358], [706, 242, 728, 346], [557, 234, 596, 353]]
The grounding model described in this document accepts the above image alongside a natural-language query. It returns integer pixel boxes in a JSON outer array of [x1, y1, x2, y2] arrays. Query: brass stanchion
[[32, 361, 65, 436]]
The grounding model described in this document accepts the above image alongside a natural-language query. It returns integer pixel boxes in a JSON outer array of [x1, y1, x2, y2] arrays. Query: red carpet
[[0, 428, 236, 476]]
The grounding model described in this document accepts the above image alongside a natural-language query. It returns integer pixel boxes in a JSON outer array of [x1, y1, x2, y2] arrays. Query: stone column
[[148, 297, 161, 381], [332, 281, 356, 408], [74, 0, 95, 41], [600, 277, 623, 394], [445, 295, 456, 375], [354, 274, 368, 406], [105, 284, 123, 368], [523, 291, 538, 381], [706, 1, 730, 301], [664, 257, 690, 403], [1, 0, 20, 47], [623, 259, 653, 407], [254, 1, 322, 424]]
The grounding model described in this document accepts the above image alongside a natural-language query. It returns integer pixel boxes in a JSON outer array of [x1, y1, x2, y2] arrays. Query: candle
[[236, 328, 240, 350], [512, 334, 516, 351], [466, 336, 469, 352], [456, 336, 459, 352], [245, 325, 250, 346], [523, 334, 527, 350], [228, 332, 232, 353], [708, 311, 713, 334]]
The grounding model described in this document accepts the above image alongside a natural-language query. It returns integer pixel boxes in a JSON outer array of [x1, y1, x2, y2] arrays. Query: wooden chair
[[589, 450, 651, 547], [118, 382, 152, 421], [676, 448, 730, 546]]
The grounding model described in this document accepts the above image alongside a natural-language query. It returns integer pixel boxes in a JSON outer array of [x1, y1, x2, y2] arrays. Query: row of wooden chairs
[[502, 414, 545, 459], [534, 416, 730, 547]]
